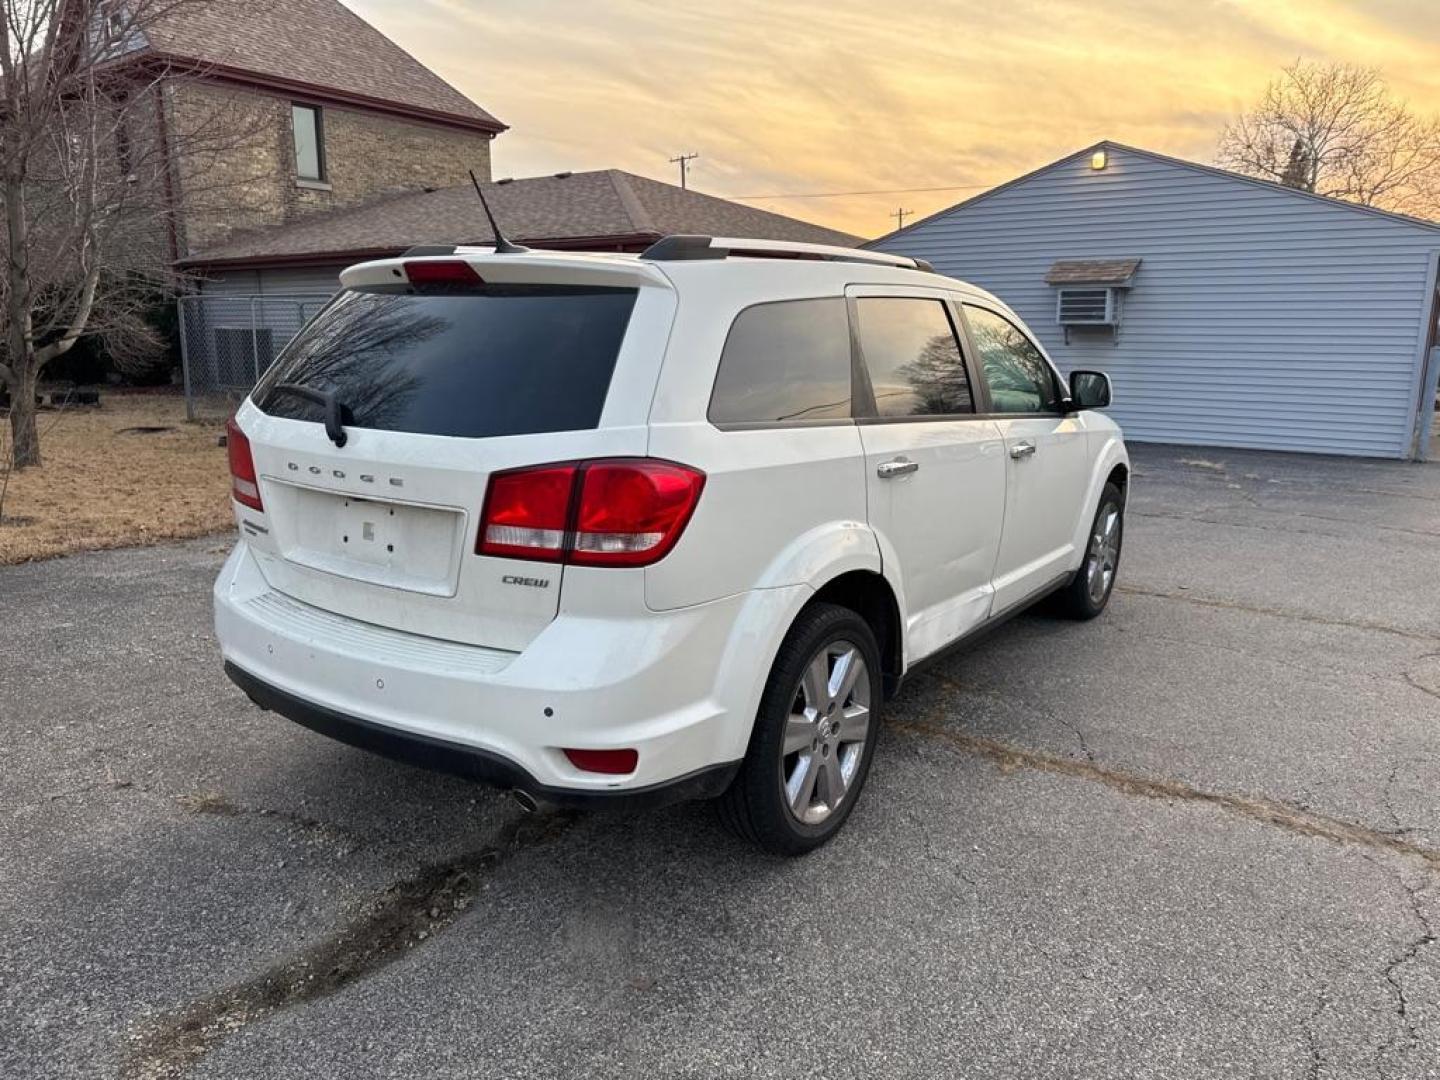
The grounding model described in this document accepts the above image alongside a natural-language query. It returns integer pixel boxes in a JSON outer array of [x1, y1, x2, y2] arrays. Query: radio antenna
[[469, 169, 529, 254]]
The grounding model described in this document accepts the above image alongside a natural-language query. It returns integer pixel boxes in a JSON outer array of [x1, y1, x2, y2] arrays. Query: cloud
[[348, 0, 1440, 237]]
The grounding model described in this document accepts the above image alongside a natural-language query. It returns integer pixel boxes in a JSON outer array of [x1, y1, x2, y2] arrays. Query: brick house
[[130, 0, 506, 258]]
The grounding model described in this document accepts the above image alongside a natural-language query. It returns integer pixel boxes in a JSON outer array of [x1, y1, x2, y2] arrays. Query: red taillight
[[571, 461, 705, 567], [563, 747, 639, 775], [477, 464, 576, 561], [225, 418, 263, 511], [403, 259, 483, 286], [476, 459, 704, 568]]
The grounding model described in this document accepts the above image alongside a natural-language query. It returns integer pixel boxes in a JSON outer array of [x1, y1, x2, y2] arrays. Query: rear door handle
[[876, 457, 920, 479], [1008, 440, 1037, 460]]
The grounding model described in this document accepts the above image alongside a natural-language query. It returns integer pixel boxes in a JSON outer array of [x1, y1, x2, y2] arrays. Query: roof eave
[[131, 52, 507, 134], [179, 231, 665, 270], [870, 139, 1440, 246]]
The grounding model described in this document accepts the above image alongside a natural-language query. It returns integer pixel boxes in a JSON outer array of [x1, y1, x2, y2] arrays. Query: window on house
[[854, 297, 974, 418], [114, 118, 132, 176], [708, 298, 853, 425], [292, 104, 325, 182]]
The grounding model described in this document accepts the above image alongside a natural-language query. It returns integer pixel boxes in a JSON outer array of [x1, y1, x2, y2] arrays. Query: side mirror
[[1069, 370, 1112, 410]]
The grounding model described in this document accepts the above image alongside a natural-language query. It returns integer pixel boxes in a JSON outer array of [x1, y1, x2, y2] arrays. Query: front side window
[[255, 285, 638, 439], [854, 297, 973, 418], [963, 305, 1059, 414], [708, 298, 852, 424], [292, 104, 325, 182]]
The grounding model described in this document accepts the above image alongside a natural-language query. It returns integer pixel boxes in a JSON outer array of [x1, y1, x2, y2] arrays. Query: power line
[[727, 181, 990, 201]]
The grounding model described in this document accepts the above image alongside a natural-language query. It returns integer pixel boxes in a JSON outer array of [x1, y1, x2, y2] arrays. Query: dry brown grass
[[0, 392, 231, 565]]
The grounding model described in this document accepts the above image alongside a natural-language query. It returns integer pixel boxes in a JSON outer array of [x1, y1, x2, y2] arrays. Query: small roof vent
[[553, 171, 574, 179]]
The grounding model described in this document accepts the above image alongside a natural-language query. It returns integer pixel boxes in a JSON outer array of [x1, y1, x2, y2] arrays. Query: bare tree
[[0, 0, 262, 468], [1218, 60, 1440, 220]]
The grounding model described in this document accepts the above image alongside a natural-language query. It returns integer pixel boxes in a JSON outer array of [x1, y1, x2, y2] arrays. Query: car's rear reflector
[[563, 747, 639, 775], [225, 418, 263, 511], [476, 459, 704, 568], [403, 259, 483, 286]]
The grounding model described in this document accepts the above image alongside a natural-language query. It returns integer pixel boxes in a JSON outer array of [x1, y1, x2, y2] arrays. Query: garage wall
[[195, 265, 347, 297], [871, 145, 1440, 458]]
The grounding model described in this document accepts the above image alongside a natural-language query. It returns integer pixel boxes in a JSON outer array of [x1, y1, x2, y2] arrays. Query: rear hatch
[[232, 253, 673, 652]]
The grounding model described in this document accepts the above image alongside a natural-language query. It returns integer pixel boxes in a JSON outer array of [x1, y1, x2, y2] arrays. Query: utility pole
[[891, 206, 913, 231], [669, 152, 699, 190]]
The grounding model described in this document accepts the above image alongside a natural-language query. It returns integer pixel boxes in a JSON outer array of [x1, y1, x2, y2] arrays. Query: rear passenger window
[[854, 297, 974, 418], [708, 298, 852, 425], [962, 305, 1060, 414]]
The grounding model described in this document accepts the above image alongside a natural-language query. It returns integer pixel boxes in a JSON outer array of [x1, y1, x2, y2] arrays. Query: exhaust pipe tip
[[509, 788, 539, 814]]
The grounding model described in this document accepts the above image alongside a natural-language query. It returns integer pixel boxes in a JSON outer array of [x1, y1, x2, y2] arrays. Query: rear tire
[[717, 602, 881, 855], [1056, 481, 1124, 619]]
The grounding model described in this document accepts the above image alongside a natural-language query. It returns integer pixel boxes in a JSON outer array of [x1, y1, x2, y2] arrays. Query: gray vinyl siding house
[[870, 143, 1440, 460]]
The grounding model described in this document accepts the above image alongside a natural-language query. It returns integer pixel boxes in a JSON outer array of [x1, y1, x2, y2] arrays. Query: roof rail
[[639, 234, 933, 272]]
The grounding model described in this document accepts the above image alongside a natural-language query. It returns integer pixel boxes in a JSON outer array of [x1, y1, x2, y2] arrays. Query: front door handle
[[876, 457, 920, 479], [1008, 440, 1037, 460]]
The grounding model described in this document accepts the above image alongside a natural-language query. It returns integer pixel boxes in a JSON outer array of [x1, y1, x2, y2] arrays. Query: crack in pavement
[[1379, 766, 1414, 840], [1360, 855, 1437, 1079], [1402, 654, 1440, 703], [1116, 585, 1440, 645], [896, 685, 1440, 870], [1133, 506, 1440, 542], [174, 791, 366, 852], [923, 670, 1095, 763], [1303, 987, 1328, 1080], [120, 810, 577, 1080]]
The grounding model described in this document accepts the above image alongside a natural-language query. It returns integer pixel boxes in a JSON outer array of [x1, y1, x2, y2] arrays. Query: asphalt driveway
[[3, 443, 1439, 1080]]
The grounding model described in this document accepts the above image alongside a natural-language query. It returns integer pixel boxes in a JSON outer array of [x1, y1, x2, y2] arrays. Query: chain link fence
[[178, 294, 333, 420]]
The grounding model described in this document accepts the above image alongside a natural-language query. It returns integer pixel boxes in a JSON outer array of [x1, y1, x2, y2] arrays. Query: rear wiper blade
[[270, 383, 353, 448]]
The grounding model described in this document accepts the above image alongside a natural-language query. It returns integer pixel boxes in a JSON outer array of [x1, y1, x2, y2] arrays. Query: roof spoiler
[[401, 245, 460, 257], [640, 234, 934, 272]]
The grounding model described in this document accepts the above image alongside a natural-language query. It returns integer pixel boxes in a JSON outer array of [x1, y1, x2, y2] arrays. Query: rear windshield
[[253, 285, 638, 438]]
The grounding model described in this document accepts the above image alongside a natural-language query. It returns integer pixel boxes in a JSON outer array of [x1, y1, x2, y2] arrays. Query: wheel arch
[[810, 570, 904, 699], [1069, 436, 1130, 563], [1106, 460, 1130, 505]]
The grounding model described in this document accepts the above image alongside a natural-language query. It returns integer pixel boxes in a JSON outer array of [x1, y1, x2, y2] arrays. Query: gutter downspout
[[1408, 254, 1440, 461]]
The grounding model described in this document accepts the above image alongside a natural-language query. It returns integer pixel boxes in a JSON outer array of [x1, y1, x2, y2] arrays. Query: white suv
[[215, 236, 1128, 854]]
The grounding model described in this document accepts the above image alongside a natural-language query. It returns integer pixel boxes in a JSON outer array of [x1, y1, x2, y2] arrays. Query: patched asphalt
[[2, 443, 1438, 1079]]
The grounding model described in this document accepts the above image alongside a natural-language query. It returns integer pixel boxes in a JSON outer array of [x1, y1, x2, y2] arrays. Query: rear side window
[[854, 297, 974, 417], [708, 298, 852, 425], [254, 285, 638, 438], [962, 305, 1060, 414]]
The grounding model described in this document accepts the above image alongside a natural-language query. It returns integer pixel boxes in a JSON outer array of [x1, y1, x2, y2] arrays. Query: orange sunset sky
[[347, 0, 1440, 239]]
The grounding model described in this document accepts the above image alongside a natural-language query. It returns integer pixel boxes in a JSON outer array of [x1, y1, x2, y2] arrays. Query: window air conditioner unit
[[1056, 286, 1116, 327]]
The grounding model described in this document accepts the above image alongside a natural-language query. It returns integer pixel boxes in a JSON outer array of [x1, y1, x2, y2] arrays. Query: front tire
[[717, 603, 881, 855], [1056, 480, 1124, 619]]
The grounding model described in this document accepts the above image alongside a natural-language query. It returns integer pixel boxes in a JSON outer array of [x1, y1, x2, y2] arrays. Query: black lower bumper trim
[[224, 661, 740, 810]]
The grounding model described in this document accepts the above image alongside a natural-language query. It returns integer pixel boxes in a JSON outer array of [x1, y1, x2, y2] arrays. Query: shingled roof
[[182, 170, 864, 266], [140, 0, 502, 131], [1044, 258, 1142, 286]]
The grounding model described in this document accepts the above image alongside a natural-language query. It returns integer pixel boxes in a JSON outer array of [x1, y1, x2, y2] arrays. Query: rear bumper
[[213, 543, 804, 796], [224, 661, 738, 808]]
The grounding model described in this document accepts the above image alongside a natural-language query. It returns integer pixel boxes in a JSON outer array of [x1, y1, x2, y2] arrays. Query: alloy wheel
[[779, 640, 871, 826], [1086, 503, 1122, 604]]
